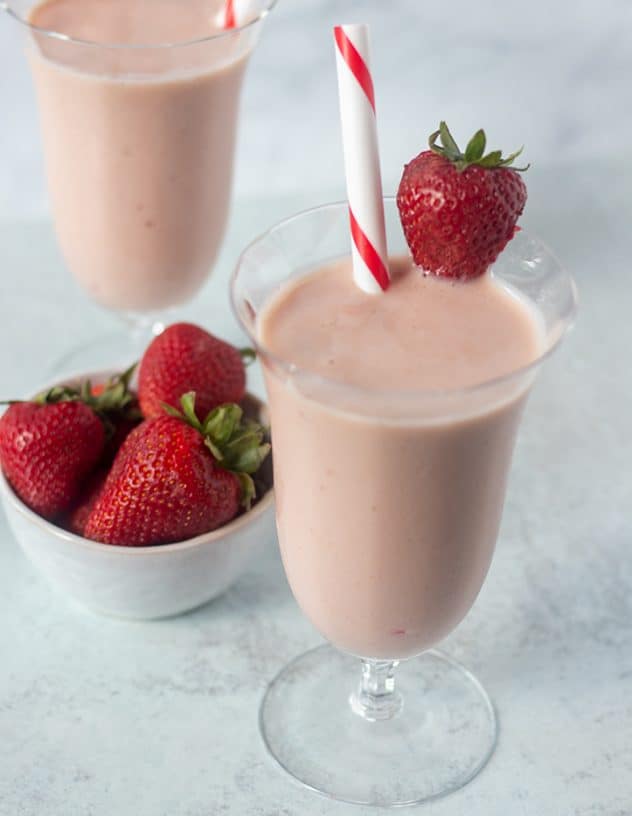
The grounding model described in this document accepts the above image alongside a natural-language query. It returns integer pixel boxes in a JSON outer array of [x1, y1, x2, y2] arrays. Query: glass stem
[[349, 659, 403, 721]]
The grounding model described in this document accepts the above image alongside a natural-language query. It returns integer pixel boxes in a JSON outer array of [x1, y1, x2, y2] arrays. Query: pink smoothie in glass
[[28, 0, 253, 311], [259, 256, 543, 660]]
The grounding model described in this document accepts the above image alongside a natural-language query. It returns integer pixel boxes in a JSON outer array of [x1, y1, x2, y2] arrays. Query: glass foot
[[260, 644, 497, 807]]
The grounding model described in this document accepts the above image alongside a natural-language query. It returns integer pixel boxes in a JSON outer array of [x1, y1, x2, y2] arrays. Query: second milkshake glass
[[231, 199, 578, 807], [2, 0, 276, 371]]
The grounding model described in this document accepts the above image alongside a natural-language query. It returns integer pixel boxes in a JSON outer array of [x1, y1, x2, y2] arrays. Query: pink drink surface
[[29, 0, 250, 311], [259, 256, 543, 659]]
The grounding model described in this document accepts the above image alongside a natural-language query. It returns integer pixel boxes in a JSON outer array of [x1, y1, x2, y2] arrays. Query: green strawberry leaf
[[224, 431, 270, 474], [119, 362, 138, 389], [203, 403, 243, 444], [235, 442, 271, 476], [439, 121, 460, 160], [499, 146, 530, 171], [180, 392, 203, 431], [80, 379, 92, 402], [203, 436, 225, 462], [235, 472, 256, 510], [428, 127, 443, 155], [34, 384, 78, 405], [465, 129, 486, 162], [477, 150, 503, 168], [161, 402, 184, 419]]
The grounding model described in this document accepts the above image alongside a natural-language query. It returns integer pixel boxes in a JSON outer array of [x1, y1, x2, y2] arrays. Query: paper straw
[[334, 23, 389, 293], [221, 0, 260, 29], [224, 0, 236, 28]]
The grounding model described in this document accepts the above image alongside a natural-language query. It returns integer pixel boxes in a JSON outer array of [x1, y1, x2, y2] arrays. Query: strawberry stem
[[429, 121, 530, 173]]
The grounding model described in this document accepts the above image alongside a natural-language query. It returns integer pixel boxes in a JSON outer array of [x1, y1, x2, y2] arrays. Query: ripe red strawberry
[[397, 122, 528, 279], [0, 367, 138, 520], [84, 394, 270, 547], [138, 323, 247, 421], [0, 400, 104, 518]]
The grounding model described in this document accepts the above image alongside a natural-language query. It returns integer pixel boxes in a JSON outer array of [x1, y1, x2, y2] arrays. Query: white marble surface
[[1, 157, 632, 814], [1, 0, 631, 216]]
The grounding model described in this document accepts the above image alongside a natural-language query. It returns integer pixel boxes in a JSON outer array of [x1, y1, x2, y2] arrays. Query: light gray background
[[1, 2, 632, 815]]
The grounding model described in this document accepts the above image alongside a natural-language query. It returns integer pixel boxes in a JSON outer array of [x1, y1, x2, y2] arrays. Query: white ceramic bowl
[[0, 375, 275, 619]]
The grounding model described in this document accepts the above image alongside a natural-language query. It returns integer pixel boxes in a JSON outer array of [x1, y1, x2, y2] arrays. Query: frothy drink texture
[[29, 0, 252, 311], [259, 257, 543, 659]]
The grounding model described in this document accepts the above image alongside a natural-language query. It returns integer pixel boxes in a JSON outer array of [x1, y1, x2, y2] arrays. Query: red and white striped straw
[[224, 0, 236, 28], [334, 23, 389, 294], [224, 0, 237, 28], [222, 0, 259, 29]]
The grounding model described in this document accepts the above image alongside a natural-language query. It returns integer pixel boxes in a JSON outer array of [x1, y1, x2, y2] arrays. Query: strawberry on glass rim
[[397, 121, 528, 280]]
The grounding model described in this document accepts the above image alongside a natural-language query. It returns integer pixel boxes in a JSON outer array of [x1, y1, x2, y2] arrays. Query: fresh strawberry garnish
[[0, 400, 104, 519], [397, 122, 528, 280], [138, 323, 247, 421], [84, 393, 270, 547], [0, 367, 137, 519]]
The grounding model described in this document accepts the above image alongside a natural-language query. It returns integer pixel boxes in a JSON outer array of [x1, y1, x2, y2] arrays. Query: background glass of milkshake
[[232, 199, 577, 807], [2, 0, 275, 369]]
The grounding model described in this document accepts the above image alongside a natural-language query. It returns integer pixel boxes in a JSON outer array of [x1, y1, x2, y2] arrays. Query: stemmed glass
[[231, 199, 578, 807], [1, 0, 276, 372]]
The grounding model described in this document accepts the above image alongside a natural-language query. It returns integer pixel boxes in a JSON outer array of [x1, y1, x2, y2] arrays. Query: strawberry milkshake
[[234, 120, 577, 805], [258, 254, 543, 659], [22, 0, 266, 312], [228, 10, 580, 781], [249, 124, 542, 660]]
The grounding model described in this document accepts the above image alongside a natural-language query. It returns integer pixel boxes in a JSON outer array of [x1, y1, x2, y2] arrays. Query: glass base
[[48, 315, 168, 379], [260, 644, 497, 807]]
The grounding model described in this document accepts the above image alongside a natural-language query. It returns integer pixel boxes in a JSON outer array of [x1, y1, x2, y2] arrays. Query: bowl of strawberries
[[0, 323, 274, 619]]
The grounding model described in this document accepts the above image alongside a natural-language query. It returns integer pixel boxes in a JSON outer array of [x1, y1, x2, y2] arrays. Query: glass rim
[[230, 197, 579, 402], [0, 0, 277, 50]]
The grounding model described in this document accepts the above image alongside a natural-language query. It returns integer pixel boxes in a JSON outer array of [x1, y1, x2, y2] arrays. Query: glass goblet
[[2, 0, 276, 372], [231, 199, 578, 807]]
